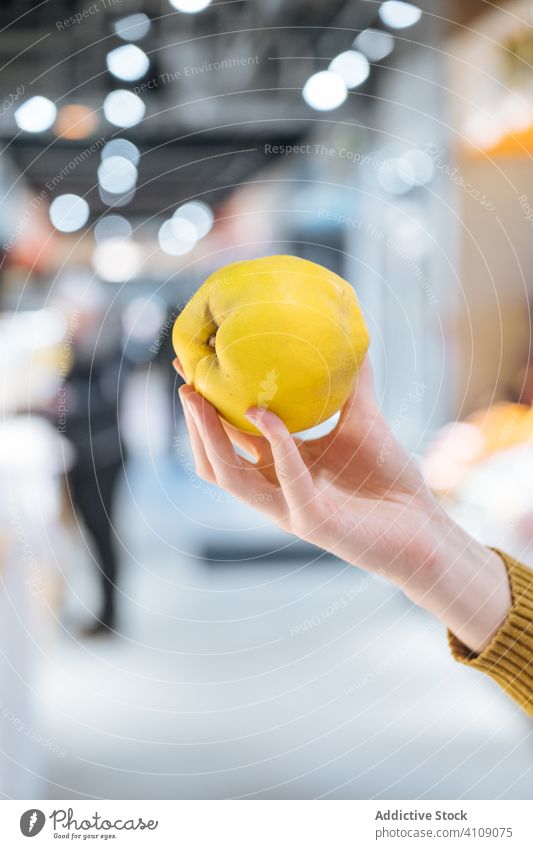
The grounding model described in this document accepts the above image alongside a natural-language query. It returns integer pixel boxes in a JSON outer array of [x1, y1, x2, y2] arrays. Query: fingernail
[[245, 407, 265, 425], [188, 403, 202, 427], [179, 391, 193, 412]]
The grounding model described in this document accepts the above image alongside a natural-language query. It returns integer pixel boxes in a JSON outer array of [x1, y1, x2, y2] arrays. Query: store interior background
[[1, 0, 532, 799]]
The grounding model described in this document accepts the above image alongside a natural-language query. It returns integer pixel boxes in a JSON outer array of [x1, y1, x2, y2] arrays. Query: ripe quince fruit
[[172, 255, 369, 433]]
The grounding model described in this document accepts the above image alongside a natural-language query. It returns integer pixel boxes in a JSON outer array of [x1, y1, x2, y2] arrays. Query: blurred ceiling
[[0, 0, 384, 218]]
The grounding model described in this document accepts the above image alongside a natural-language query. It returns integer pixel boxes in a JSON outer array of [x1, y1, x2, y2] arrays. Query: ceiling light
[[15, 96, 57, 133], [397, 149, 435, 186], [173, 201, 214, 239], [499, 94, 533, 132], [302, 71, 347, 112], [354, 28, 394, 62], [114, 13, 151, 41], [92, 239, 141, 281], [98, 155, 138, 194], [122, 297, 165, 341], [158, 219, 197, 255], [377, 159, 412, 194], [106, 44, 150, 82], [171, 216, 197, 243], [379, 1, 422, 29], [169, 0, 212, 12], [94, 215, 133, 243], [386, 203, 429, 259], [101, 138, 140, 167], [103, 90, 145, 128], [49, 194, 89, 232], [329, 51, 369, 89], [98, 186, 136, 208], [463, 113, 504, 148]]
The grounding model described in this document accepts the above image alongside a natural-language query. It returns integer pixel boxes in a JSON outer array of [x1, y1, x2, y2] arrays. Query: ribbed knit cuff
[[448, 549, 533, 717]]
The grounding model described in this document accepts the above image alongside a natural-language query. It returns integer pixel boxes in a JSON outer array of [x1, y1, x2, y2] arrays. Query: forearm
[[401, 508, 512, 655]]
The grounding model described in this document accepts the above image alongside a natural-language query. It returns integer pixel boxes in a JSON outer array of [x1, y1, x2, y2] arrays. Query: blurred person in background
[[54, 273, 127, 637]]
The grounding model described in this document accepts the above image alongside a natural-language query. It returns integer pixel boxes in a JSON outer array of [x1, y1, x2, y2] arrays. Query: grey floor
[[24, 438, 532, 801]]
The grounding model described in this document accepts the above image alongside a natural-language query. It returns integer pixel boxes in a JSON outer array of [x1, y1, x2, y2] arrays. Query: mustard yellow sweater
[[448, 550, 533, 716]]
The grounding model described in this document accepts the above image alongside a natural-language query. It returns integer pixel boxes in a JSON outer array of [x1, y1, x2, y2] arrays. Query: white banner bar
[[0, 800, 531, 848]]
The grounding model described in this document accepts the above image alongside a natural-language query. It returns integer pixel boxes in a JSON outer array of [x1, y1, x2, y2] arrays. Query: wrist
[[400, 508, 512, 654]]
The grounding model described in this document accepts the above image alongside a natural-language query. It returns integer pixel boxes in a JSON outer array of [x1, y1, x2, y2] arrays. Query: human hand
[[174, 356, 511, 654]]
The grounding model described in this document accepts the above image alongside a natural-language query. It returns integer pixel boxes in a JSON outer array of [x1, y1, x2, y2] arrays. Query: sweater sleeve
[[448, 549, 533, 717]]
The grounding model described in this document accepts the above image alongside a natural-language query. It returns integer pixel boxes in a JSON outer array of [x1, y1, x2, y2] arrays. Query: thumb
[[338, 356, 378, 428]]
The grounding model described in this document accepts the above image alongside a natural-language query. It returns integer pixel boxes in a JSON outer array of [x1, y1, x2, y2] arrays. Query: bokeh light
[[106, 45, 150, 82], [379, 1, 422, 29], [158, 219, 197, 255], [94, 215, 133, 243], [169, 0, 212, 12], [49, 194, 90, 232], [54, 104, 99, 139], [302, 71, 347, 111], [173, 201, 214, 239], [15, 96, 57, 133], [98, 156, 138, 194], [103, 90, 145, 128], [329, 51, 370, 89], [114, 13, 151, 42], [101, 139, 141, 168], [354, 28, 395, 62], [92, 239, 141, 281]]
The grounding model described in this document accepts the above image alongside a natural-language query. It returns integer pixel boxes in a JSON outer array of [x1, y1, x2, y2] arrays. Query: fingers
[[220, 420, 280, 486], [174, 355, 264, 457], [186, 392, 245, 485], [172, 357, 185, 380], [245, 407, 315, 518], [338, 356, 378, 423], [178, 385, 215, 483], [221, 420, 269, 462], [173, 355, 268, 463], [355, 356, 376, 400], [181, 390, 280, 515], [220, 421, 279, 487]]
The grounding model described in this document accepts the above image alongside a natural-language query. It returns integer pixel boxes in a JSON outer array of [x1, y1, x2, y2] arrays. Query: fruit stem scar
[[208, 333, 217, 350]]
